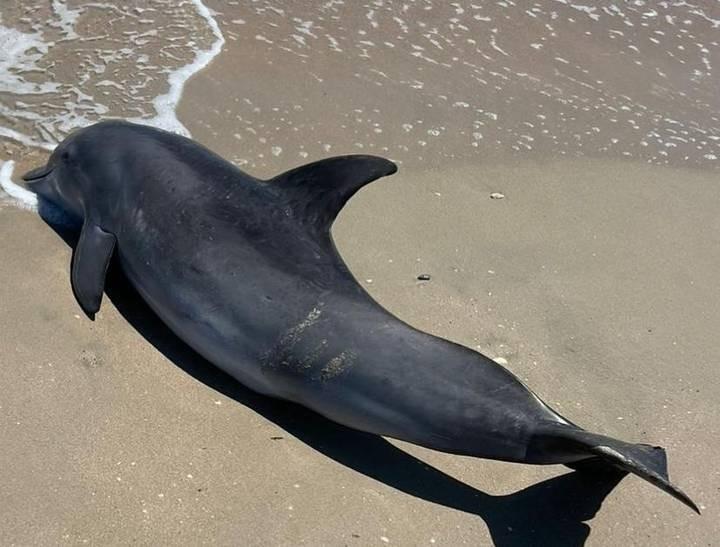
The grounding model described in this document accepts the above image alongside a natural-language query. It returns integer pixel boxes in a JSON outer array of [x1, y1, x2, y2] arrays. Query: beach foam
[[0, 0, 225, 206], [0, 161, 38, 211], [131, 0, 225, 136]]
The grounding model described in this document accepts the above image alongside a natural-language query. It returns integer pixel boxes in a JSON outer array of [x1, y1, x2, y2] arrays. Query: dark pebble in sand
[[417, 274, 431, 281]]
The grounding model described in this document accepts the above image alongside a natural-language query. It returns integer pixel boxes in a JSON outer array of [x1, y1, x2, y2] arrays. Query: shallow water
[[0, 0, 222, 207], [0, 0, 718, 205], [185, 0, 720, 173]]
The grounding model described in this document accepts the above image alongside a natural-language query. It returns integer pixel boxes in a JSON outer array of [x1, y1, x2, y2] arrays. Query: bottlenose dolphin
[[24, 120, 698, 513]]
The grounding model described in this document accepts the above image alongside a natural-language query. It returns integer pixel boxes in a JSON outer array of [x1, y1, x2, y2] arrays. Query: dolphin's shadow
[[42, 205, 626, 547]]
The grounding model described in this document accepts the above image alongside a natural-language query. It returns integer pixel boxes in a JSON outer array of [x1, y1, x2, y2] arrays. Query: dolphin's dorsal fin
[[71, 221, 117, 320], [270, 155, 397, 229]]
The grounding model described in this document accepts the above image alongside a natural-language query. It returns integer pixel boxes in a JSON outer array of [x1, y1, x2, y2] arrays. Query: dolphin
[[24, 120, 698, 513]]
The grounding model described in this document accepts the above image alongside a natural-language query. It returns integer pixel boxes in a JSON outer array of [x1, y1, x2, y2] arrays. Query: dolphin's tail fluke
[[529, 423, 699, 513]]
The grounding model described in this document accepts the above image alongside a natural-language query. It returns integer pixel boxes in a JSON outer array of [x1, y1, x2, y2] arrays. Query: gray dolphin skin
[[24, 120, 698, 513]]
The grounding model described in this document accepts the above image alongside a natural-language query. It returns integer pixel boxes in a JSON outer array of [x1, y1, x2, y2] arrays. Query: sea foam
[[0, 0, 225, 210], [0, 161, 38, 210], [132, 0, 225, 136]]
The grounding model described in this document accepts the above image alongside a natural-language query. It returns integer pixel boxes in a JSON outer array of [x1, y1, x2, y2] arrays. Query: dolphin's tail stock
[[528, 423, 700, 513]]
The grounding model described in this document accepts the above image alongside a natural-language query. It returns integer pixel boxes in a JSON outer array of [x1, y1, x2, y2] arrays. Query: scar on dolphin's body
[[24, 120, 699, 514], [262, 305, 357, 382], [262, 305, 324, 369], [320, 350, 357, 381]]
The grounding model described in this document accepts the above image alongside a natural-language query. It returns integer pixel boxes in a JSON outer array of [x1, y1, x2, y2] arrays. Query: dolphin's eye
[[59, 143, 78, 164]]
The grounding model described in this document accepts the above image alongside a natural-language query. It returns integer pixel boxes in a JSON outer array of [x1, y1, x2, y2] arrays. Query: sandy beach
[[2, 2, 719, 545]]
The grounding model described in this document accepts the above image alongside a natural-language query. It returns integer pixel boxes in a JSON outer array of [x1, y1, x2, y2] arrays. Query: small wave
[[0, 161, 38, 210], [134, 0, 225, 136], [0, 0, 225, 208]]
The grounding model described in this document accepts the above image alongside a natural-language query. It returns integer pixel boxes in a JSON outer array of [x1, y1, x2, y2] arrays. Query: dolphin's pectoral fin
[[71, 222, 117, 320], [271, 155, 397, 229]]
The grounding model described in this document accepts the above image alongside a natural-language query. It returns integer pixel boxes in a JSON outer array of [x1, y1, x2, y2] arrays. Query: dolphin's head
[[22, 126, 99, 221]]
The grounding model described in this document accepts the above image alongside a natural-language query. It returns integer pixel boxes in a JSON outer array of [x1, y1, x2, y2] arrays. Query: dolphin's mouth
[[21, 165, 55, 198], [20, 165, 79, 228], [22, 165, 53, 181]]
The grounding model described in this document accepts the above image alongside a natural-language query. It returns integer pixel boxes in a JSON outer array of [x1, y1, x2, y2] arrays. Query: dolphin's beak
[[22, 165, 53, 181], [21, 165, 55, 197]]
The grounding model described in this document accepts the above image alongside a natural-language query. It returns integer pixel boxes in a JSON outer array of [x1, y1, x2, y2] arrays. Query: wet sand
[[2, 1, 719, 545]]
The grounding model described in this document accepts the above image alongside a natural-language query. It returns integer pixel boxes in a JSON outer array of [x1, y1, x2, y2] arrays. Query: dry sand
[[2, 1, 720, 545], [2, 159, 718, 545]]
